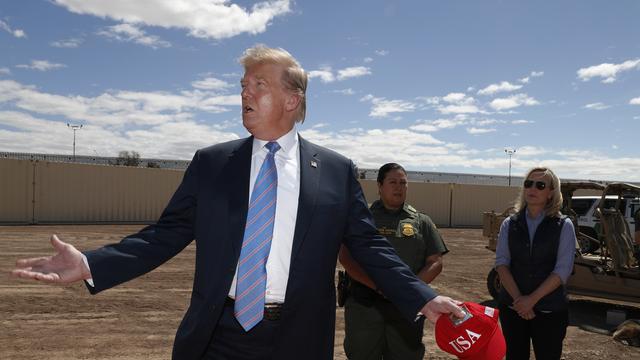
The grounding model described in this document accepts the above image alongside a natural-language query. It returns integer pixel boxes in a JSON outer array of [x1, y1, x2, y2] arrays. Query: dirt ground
[[1, 225, 639, 359]]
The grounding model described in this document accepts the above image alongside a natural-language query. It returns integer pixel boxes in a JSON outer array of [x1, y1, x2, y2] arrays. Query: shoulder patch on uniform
[[405, 204, 417, 213]]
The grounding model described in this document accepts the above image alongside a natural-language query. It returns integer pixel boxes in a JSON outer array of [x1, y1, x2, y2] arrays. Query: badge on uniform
[[402, 223, 415, 236]]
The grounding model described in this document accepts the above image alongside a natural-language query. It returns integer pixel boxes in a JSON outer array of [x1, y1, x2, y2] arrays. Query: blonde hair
[[514, 167, 563, 217], [239, 44, 308, 123]]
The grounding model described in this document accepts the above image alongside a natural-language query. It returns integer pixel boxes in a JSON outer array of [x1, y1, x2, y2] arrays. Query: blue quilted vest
[[499, 209, 568, 312]]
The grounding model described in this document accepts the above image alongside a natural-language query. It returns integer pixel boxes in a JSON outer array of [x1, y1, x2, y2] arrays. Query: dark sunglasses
[[524, 179, 547, 190]]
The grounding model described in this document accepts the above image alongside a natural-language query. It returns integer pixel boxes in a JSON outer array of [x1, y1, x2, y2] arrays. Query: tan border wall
[[0, 159, 33, 223], [33, 161, 183, 223], [451, 184, 520, 227], [0, 159, 522, 226]]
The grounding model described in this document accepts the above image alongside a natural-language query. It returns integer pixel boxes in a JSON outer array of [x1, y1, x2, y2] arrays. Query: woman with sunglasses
[[494, 167, 577, 359]]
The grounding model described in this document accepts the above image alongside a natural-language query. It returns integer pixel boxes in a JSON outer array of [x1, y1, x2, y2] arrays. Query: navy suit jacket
[[84, 135, 436, 359]]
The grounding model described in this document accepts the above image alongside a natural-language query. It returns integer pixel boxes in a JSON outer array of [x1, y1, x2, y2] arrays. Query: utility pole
[[504, 148, 516, 186], [67, 123, 83, 162]]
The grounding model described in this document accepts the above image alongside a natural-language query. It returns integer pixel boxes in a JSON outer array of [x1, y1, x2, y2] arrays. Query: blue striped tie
[[234, 141, 280, 331]]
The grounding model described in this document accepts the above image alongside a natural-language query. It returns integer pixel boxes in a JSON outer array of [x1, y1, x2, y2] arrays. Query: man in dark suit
[[12, 45, 463, 360]]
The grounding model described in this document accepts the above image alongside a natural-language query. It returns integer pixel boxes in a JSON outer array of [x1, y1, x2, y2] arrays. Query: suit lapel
[[291, 135, 320, 261], [226, 137, 253, 257]]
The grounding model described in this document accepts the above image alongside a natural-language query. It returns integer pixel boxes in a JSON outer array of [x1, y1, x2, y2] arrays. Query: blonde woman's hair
[[239, 44, 308, 123], [514, 167, 563, 218]]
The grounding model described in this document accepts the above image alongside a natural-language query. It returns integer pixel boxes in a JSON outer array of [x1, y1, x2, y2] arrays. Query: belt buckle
[[263, 303, 282, 321]]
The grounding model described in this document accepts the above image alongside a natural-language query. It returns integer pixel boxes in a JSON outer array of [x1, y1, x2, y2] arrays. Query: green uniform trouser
[[343, 295, 425, 360]]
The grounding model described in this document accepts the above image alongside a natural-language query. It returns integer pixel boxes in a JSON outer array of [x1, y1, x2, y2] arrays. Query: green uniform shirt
[[370, 200, 448, 274]]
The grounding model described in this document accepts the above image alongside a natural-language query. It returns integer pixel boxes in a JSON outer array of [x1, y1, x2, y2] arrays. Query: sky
[[1, 1, 639, 181]]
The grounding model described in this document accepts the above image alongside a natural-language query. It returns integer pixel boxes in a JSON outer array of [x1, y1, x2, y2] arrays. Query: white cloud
[[0, 78, 244, 159], [489, 94, 539, 111], [410, 116, 469, 132], [191, 77, 233, 91], [97, 23, 171, 48], [16, 60, 66, 72], [467, 127, 496, 134], [309, 66, 371, 83], [369, 99, 415, 118], [299, 127, 457, 170], [0, 110, 239, 158], [472, 119, 501, 126], [375, 50, 389, 56], [50, 37, 84, 48], [436, 93, 481, 114], [410, 123, 439, 132], [577, 58, 640, 83], [337, 66, 371, 81], [53, 0, 291, 40], [513, 146, 547, 157], [630, 97, 640, 105], [299, 126, 572, 173], [419, 96, 440, 105], [443, 93, 471, 103], [242, 124, 640, 179], [584, 102, 610, 110], [363, 57, 373, 63], [0, 20, 26, 38], [332, 88, 355, 95], [361, 94, 415, 118], [519, 71, 542, 84], [438, 104, 481, 114], [308, 68, 335, 83], [433, 117, 466, 129], [477, 81, 522, 96], [511, 119, 533, 124], [0, 67, 10, 75], [0, 79, 240, 128]]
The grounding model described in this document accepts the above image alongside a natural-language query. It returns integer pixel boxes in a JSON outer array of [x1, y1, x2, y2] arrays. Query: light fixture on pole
[[504, 148, 516, 186], [67, 123, 83, 162]]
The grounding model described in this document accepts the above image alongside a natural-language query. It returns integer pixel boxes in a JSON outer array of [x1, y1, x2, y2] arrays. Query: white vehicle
[[572, 195, 639, 239]]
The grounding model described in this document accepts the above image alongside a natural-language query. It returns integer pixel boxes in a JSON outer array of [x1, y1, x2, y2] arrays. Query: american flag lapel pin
[[310, 160, 317, 168]]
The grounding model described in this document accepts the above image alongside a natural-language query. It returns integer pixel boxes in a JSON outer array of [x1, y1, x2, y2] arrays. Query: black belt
[[225, 297, 283, 321], [351, 281, 390, 303]]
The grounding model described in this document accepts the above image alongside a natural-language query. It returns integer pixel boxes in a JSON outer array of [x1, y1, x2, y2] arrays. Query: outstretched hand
[[420, 295, 465, 323], [11, 234, 91, 284]]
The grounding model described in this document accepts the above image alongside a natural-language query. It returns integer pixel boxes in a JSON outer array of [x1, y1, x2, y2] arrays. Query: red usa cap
[[435, 302, 506, 360]]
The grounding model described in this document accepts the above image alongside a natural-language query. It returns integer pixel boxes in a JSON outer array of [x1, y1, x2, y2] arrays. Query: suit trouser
[[498, 304, 568, 360], [202, 299, 281, 360], [343, 295, 425, 360]]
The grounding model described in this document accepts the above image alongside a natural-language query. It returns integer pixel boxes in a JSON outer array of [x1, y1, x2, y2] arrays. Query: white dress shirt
[[228, 127, 301, 303]]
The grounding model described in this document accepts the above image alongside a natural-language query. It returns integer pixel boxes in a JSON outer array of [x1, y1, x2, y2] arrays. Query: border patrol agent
[[339, 163, 448, 360]]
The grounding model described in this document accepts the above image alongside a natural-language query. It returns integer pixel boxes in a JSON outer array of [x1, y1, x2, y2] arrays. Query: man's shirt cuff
[[81, 253, 95, 287]]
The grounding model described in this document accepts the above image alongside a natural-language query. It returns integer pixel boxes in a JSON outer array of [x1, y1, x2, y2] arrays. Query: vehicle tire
[[577, 236, 593, 253], [486, 268, 501, 300]]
